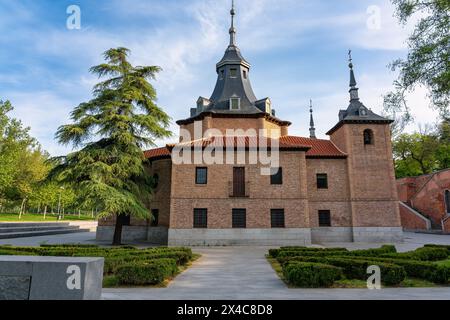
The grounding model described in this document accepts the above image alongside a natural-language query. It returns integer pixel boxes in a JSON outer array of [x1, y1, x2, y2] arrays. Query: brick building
[[97, 4, 403, 245], [397, 169, 450, 233]]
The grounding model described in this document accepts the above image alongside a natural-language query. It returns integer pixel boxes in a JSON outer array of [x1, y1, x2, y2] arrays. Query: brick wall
[[169, 151, 309, 229], [330, 123, 401, 228], [306, 158, 352, 227]]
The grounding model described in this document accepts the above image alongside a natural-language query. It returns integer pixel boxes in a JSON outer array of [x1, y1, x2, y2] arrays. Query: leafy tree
[[392, 120, 450, 177], [0, 100, 40, 212], [49, 48, 171, 245], [384, 0, 450, 126]]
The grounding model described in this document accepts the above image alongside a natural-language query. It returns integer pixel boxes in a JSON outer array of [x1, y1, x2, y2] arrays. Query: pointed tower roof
[[309, 99, 317, 139], [177, 0, 292, 126], [327, 50, 393, 135]]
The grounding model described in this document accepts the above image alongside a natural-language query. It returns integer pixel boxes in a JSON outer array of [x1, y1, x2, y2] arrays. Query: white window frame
[[230, 97, 241, 110]]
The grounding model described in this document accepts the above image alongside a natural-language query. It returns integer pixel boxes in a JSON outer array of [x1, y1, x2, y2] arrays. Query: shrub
[[283, 262, 342, 288], [116, 259, 177, 285], [381, 247, 448, 261], [424, 244, 450, 254], [269, 247, 347, 258], [349, 256, 450, 284], [348, 245, 397, 257], [40, 244, 99, 248], [280, 256, 406, 285]]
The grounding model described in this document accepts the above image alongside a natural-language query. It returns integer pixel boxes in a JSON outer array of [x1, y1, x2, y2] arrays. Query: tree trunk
[[43, 206, 47, 220], [112, 214, 125, 246], [78, 209, 81, 219], [18, 199, 26, 220]]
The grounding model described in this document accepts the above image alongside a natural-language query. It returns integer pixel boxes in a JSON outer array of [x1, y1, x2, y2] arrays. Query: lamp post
[[57, 187, 65, 221]]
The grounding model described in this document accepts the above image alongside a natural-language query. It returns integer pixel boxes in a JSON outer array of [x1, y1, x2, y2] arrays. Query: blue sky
[[0, 0, 439, 156]]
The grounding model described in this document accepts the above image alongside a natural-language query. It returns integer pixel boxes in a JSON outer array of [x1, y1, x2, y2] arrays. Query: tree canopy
[[49, 47, 172, 244], [384, 0, 449, 127]]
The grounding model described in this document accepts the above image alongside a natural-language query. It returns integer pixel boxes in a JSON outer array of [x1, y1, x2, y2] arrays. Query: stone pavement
[[1, 231, 449, 299]]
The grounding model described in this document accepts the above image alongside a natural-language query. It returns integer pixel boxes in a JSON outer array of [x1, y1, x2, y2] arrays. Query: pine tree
[[50, 48, 171, 245]]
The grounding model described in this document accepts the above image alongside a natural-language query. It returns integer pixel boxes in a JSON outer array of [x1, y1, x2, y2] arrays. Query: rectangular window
[[233, 167, 246, 197], [196, 167, 208, 184], [232, 209, 246, 228], [243, 70, 247, 79], [230, 68, 237, 78], [230, 98, 240, 110], [318, 210, 331, 227], [271, 209, 285, 228], [193, 209, 207, 228], [317, 173, 328, 189], [150, 209, 159, 227], [271, 168, 283, 185]]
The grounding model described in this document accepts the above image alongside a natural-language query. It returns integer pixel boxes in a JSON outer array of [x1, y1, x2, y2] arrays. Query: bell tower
[[327, 51, 403, 242]]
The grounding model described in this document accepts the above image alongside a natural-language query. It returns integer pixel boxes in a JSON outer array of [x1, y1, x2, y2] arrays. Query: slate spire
[[309, 99, 317, 139], [348, 50, 359, 102]]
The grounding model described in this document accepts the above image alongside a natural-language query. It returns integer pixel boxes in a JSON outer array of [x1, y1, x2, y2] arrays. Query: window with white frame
[[230, 97, 240, 110]]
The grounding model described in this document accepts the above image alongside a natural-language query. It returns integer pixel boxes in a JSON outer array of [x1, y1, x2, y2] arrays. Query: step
[[0, 228, 91, 239], [0, 225, 82, 234], [0, 222, 71, 228]]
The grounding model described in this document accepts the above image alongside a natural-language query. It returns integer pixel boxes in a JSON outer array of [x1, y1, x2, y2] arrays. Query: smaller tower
[[309, 99, 317, 139], [327, 50, 402, 243]]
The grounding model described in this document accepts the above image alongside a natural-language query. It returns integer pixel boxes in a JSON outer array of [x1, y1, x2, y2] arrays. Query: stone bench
[[0, 256, 104, 300]]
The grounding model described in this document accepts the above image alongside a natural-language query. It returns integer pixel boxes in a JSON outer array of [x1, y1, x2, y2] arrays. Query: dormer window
[[359, 107, 368, 117], [230, 97, 240, 110], [220, 70, 225, 80], [230, 68, 238, 78], [243, 70, 247, 79]]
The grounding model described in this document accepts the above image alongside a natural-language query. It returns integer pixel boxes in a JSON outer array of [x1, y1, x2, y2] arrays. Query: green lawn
[[0, 213, 96, 222]]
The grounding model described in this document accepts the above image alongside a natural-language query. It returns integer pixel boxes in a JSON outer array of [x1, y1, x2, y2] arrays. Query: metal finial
[[309, 99, 316, 139], [348, 49, 353, 68], [229, 0, 237, 46]]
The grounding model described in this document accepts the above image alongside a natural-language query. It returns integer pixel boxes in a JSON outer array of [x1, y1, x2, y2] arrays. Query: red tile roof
[[143, 136, 346, 160], [279, 136, 347, 158], [143, 147, 171, 160]]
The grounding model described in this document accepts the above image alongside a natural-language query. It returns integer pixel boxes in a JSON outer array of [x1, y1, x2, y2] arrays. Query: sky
[[0, 0, 440, 156]]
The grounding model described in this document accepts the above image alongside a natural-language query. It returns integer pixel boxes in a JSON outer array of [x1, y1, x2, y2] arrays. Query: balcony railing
[[228, 181, 250, 198]]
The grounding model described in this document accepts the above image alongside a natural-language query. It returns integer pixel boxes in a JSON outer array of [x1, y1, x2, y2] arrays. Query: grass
[[0, 212, 96, 222], [102, 253, 202, 288], [267, 256, 442, 288]]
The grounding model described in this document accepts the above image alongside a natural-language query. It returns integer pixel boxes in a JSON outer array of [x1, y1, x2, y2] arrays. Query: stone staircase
[[0, 222, 91, 239]]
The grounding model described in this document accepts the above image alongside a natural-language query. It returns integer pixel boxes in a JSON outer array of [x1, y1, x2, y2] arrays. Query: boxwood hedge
[[283, 262, 342, 288]]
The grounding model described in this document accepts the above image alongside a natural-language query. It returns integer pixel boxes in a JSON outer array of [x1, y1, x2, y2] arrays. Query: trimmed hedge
[[279, 256, 406, 285], [283, 262, 342, 288], [424, 244, 450, 254], [349, 256, 450, 284], [269, 247, 347, 258], [381, 247, 448, 261], [347, 245, 397, 257], [0, 245, 195, 285], [116, 258, 178, 285]]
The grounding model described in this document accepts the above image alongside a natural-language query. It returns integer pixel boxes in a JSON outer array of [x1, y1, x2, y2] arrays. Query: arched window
[[445, 190, 450, 215], [151, 173, 159, 189], [363, 129, 374, 145]]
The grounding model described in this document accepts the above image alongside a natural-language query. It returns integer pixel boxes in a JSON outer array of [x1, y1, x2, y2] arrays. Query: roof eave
[[326, 119, 394, 136]]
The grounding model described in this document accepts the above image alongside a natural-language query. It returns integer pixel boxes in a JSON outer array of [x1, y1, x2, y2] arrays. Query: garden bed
[[0, 244, 199, 288], [268, 244, 450, 288]]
